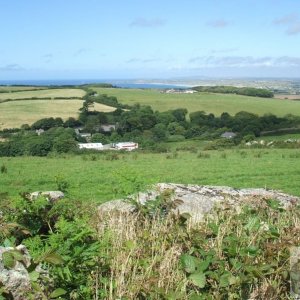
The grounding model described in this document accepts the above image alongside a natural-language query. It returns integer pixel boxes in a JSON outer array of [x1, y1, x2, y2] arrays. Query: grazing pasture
[[0, 88, 86, 101], [93, 87, 300, 116], [1, 148, 300, 202]]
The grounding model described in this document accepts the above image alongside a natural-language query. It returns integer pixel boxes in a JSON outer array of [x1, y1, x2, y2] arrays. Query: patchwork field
[[0, 88, 85, 101], [275, 94, 300, 100], [0, 86, 48, 92], [0, 99, 83, 129], [0, 99, 118, 129], [94, 88, 300, 116], [90, 102, 116, 113], [1, 148, 300, 202]]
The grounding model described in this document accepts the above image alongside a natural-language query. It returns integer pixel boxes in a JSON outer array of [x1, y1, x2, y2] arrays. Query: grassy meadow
[[0, 86, 48, 92], [0, 100, 118, 129], [0, 88, 85, 101], [0, 99, 83, 129], [94, 87, 300, 116], [1, 148, 300, 202]]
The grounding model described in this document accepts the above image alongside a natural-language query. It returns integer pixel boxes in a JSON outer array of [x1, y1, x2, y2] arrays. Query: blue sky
[[1, 0, 300, 79]]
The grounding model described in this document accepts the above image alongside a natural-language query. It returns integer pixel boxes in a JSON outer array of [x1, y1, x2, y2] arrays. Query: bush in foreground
[[1, 192, 300, 299]]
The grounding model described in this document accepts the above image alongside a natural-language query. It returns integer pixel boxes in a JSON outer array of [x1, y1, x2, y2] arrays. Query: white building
[[114, 142, 138, 151], [78, 143, 103, 150]]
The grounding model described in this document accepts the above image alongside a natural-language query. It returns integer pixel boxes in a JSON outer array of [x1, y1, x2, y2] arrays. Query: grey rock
[[98, 199, 136, 215], [98, 183, 300, 223], [30, 191, 64, 202], [0, 245, 32, 299]]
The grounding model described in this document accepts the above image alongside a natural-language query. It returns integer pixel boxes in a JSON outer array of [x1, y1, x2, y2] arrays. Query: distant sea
[[0, 79, 189, 89]]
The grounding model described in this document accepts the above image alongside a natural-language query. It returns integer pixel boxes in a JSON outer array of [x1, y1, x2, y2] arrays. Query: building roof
[[221, 132, 237, 138]]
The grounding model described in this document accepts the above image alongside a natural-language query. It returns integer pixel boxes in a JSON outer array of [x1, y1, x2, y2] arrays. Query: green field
[[0, 86, 48, 92], [0, 99, 83, 129], [0, 99, 117, 129], [1, 148, 300, 202], [94, 88, 300, 116], [0, 88, 86, 101]]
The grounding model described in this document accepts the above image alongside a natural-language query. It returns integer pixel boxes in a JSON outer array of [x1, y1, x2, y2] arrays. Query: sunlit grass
[[93, 87, 300, 116], [1, 148, 300, 202]]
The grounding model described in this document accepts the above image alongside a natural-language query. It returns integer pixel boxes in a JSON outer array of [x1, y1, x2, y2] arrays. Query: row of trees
[[0, 127, 77, 156], [192, 86, 274, 98], [79, 93, 300, 141]]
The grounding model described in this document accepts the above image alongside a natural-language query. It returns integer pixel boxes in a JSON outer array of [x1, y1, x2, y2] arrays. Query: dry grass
[[0, 88, 86, 100], [96, 213, 186, 299], [275, 94, 300, 100], [0, 99, 83, 129], [89, 102, 116, 113], [0, 86, 48, 92], [0, 99, 117, 129], [92, 196, 300, 299]]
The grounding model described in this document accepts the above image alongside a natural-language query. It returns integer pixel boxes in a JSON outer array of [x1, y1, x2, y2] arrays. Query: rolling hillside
[[0, 88, 85, 101], [93, 87, 300, 117]]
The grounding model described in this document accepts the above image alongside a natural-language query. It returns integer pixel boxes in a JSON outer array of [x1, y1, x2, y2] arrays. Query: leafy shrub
[[54, 175, 69, 192], [197, 152, 210, 159], [0, 163, 7, 174], [178, 199, 300, 299], [167, 134, 186, 142], [166, 152, 179, 159]]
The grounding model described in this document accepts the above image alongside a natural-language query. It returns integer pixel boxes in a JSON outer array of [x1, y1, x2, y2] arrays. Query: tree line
[[192, 86, 274, 98]]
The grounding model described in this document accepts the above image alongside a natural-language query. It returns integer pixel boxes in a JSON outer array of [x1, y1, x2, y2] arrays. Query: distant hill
[[92, 87, 300, 117], [192, 85, 274, 98]]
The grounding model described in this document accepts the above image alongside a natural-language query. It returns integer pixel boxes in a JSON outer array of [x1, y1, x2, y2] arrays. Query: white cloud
[[188, 56, 300, 68], [0, 64, 24, 71], [273, 13, 300, 35], [206, 19, 231, 28], [42, 53, 53, 63], [126, 57, 160, 63], [74, 48, 90, 56], [210, 48, 238, 54], [130, 18, 166, 28], [273, 13, 298, 25]]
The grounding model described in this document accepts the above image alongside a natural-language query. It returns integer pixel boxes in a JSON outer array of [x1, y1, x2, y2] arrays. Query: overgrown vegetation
[[1, 187, 299, 299]]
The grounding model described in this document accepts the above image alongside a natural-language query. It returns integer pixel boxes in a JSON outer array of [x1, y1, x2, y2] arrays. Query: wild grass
[[1, 148, 300, 202], [95, 213, 185, 299], [92, 196, 300, 299], [0, 88, 85, 100], [93, 87, 300, 116]]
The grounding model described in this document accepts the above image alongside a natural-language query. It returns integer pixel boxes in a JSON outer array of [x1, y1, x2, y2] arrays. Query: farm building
[[78, 143, 103, 150], [113, 142, 138, 151], [163, 89, 197, 94], [35, 129, 44, 136], [221, 132, 237, 139], [78, 142, 138, 151], [100, 124, 116, 132]]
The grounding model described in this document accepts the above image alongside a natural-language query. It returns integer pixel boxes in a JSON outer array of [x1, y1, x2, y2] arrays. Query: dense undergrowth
[[1, 188, 300, 299]]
